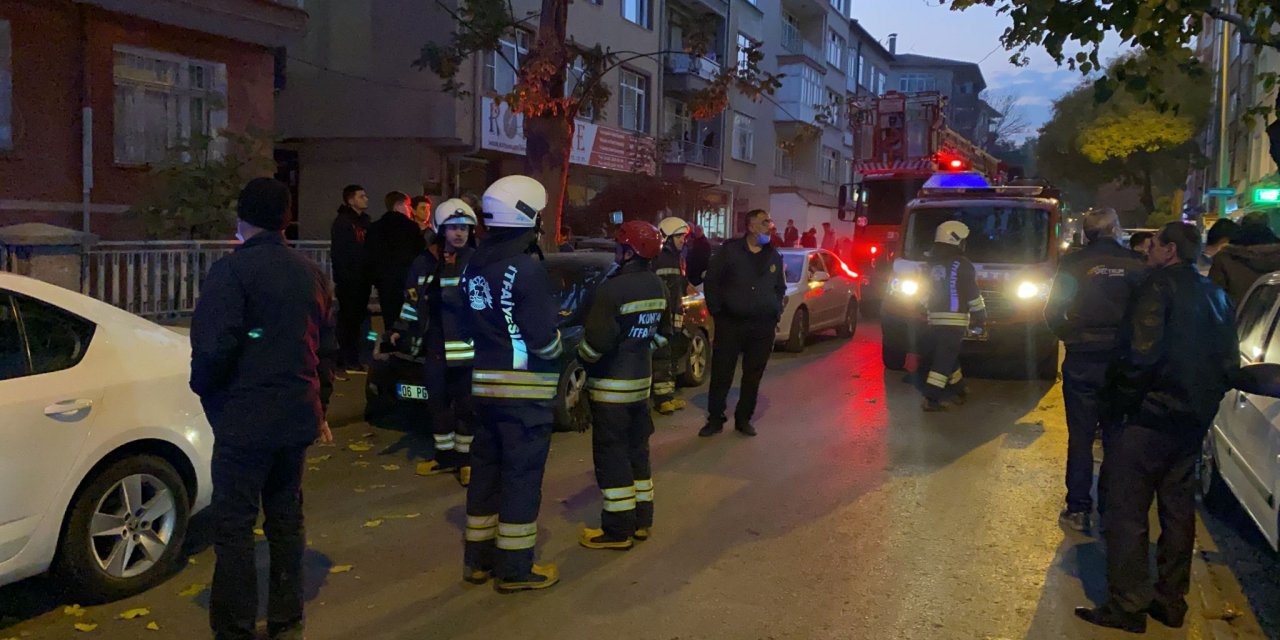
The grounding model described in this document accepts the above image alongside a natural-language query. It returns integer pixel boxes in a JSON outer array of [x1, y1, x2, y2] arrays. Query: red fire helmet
[[614, 220, 662, 259]]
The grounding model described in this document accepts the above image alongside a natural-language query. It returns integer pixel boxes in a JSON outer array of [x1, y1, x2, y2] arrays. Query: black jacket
[[330, 205, 371, 286], [365, 211, 426, 287], [1044, 238, 1148, 351], [1115, 263, 1238, 438], [686, 235, 712, 286], [190, 233, 337, 447], [393, 245, 475, 367], [577, 259, 670, 402], [704, 237, 786, 321], [460, 228, 563, 405], [1208, 243, 1280, 306], [924, 243, 986, 328], [652, 242, 687, 334]]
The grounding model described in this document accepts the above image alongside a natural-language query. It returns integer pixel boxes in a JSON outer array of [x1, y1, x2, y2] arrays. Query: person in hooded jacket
[[458, 176, 564, 592], [651, 216, 690, 415], [576, 221, 670, 550], [389, 198, 478, 485], [366, 191, 427, 330], [1209, 212, 1280, 305], [331, 185, 372, 371], [920, 221, 985, 412]]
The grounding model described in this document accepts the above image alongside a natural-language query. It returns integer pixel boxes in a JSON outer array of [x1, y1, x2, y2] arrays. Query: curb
[[1193, 517, 1268, 639]]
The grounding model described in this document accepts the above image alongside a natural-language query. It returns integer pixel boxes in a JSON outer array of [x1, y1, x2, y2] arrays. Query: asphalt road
[[1, 323, 1276, 640]]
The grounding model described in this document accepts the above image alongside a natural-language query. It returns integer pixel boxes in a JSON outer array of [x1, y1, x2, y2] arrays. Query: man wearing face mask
[[700, 209, 786, 437]]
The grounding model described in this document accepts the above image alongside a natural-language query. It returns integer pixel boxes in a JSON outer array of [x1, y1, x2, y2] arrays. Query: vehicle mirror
[[812, 270, 831, 283], [1231, 362, 1280, 397]]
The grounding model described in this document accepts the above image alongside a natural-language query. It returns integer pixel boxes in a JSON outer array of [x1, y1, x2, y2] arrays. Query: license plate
[[396, 384, 429, 401]]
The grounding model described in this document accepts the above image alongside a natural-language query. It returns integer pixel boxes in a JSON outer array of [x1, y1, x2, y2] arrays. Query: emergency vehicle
[[878, 172, 1064, 380], [837, 91, 1002, 313]]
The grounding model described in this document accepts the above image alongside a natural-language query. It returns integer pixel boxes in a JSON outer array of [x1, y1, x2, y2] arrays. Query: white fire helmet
[[658, 216, 690, 240], [433, 198, 477, 228], [935, 220, 970, 246], [481, 176, 546, 228]]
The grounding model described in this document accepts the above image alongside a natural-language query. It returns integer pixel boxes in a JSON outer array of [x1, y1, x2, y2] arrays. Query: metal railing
[[665, 140, 722, 169], [781, 28, 823, 63], [82, 240, 332, 319], [666, 53, 722, 81]]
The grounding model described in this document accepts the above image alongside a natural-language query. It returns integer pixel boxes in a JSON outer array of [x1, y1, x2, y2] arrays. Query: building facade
[[0, 0, 305, 239], [886, 52, 997, 149]]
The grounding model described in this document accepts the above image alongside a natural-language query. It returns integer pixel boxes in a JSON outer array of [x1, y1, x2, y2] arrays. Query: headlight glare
[[1016, 281, 1042, 300]]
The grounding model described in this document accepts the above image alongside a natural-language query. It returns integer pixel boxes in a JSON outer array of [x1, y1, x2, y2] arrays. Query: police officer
[[652, 216, 689, 415], [1044, 208, 1147, 532], [391, 199, 478, 484], [459, 176, 564, 592], [576, 221, 669, 549], [920, 221, 985, 411], [191, 178, 336, 640]]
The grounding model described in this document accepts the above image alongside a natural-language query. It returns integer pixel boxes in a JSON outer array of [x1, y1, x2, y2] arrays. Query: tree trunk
[[1268, 90, 1280, 173], [1139, 165, 1156, 214], [525, 0, 571, 253]]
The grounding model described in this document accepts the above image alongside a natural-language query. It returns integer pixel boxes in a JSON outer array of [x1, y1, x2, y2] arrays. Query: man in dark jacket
[[1044, 209, 1147, 532], [331, 184, 372, 371], [685, 224, 712, 286], [1197, 218, 1238, 276], [784, 219, 800, 247], [365, 191, 427, 329], [1076, 222, 1239, 633], [700, 209, 786, 437], [1209, 212, 1280, 304], [191, 178, 337, 640]]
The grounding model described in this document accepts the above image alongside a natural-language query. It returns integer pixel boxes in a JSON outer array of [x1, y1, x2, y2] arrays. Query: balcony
[[774, 100, 819, 124], [665, 53, 723, 94], [664, 140, 722, 184], [80, 0, 307, 47], [780, 27, 824, 67]]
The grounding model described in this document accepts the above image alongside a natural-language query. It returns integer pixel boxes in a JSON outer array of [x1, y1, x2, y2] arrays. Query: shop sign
[[481, 97, 656, 175]]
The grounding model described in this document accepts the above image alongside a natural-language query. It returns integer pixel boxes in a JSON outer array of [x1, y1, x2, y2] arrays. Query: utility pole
[[1216, 14, 1231, 216]]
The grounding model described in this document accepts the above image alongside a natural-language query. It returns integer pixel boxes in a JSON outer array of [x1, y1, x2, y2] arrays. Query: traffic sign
[[1255, 187, 1280, 203], [1207, 187, 1235, 197]]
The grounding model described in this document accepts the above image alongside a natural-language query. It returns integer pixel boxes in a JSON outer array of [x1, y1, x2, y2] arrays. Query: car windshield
[[905, 205, 1051, 264], [782, 253, 805, 284], [545, 257, 614, 324]]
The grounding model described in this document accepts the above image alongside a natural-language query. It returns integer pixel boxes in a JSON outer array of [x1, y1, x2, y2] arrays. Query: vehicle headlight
[[1016, 281, 1046, 300], [896, 278, 920, 296]]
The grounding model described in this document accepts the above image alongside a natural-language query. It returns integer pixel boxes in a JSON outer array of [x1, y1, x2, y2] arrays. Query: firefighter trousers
[[922, 325, 966, 402], [426, 362, 475, 468], [651, 334, 677, 404], [589, 399, 655, 540], [463, 400, 553, 579]]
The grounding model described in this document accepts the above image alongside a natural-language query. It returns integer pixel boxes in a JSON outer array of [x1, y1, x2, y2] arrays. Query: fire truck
[[838, 91, 1001, 313]]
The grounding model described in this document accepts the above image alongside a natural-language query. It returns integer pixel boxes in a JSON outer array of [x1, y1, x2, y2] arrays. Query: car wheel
[[836, 300, 858, 338], [554, 360, 590, 433], [1197, 432, 1229, 511], [678, 329, 710, 387], [56, 455, 191, 602], [785, 308, 808, 353], [882, 341, 907, 370]]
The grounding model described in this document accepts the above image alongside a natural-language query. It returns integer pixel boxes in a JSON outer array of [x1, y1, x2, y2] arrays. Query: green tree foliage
[[130, 130, 276, 240], [1035, 53, 1210, 215]]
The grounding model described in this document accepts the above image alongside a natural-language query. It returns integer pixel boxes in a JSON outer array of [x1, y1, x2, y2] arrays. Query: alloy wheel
[[89, 474, 178, 579]]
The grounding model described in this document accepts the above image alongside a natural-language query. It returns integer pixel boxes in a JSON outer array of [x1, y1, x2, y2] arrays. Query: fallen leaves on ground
[[63, 605, 87, 617], [384, 513, 422, 519], [381, 464, 400, 471], [329, 565, 354, 574], [253, 527, 265, 536], [146, 622, 161, 631], [73, 623, 98, 632], [117, 608, 150, 620], [178, 583, 207, 597], [362, 519, 384, 528], [352, 461, 370, 468], [347, 442, 374, 452], [306, 455, 332, 464], [368, 484, 386, 489]]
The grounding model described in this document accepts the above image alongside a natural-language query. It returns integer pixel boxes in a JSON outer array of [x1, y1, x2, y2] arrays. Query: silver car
[[774, 248, 860, 352]]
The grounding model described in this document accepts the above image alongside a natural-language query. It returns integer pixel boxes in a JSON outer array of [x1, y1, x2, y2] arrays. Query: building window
[[876, 70, 886, 95], [619, 69, 648, 132], [622, 0, 651, 29], [821, 147, 840, 183], [736, 33, 756, 72], [784, 64, 823, 110], [824, 89, 842, 125], [826, 31, 845, 69], [828, 0, 845, 15], [899, 73, 937, 93], [486, 30, 529, 94], [0, 20, 11, 151], [732, 112, 754, 162], [848, 51, 859, 80], [112, 46, 227, 166], [775, 146, 795, 178], [566, 54, 595, 121]]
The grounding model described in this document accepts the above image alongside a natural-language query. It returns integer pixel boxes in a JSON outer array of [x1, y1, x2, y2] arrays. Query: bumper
[[880, 297, 1055, 355]]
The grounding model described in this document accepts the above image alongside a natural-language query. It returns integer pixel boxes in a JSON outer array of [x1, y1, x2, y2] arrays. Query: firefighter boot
[[495, 564, 560, 593], [458, 465, 472, 487], [632, 527, 651, 541], [922, 398, 956, 412], [579, 527, 634, 551], [656, 401, 678, 415], [463, 566, 493, 585], [670, 398, 688, 411], [416, 459, 458, 476]]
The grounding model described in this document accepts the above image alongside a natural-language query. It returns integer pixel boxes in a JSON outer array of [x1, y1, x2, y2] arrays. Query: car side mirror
[[812, 270, 830, 283], [1231, 362, 1280, 397]]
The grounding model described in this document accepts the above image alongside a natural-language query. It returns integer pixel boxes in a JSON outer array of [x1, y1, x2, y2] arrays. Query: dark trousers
[[464, 400, 553, 579], [922, 325, 966, 402], [707, 315, 775, 425], [1103, 424, 1199, 615], [426, 363, 475, 466], [209, 442, 308, 640], [589, 400, 655, 539], [334, 279, 370, 367], [374, 279, 405, 332], [1061, 349, 1119, 513]]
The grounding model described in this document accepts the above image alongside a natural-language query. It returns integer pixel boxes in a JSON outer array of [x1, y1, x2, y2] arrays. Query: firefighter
[[392, 199, 479, 483], [652, 216, 689, 415], [459, 175, 563, 592], [921, 221, 985, 411], [576, 221, 669, 549]]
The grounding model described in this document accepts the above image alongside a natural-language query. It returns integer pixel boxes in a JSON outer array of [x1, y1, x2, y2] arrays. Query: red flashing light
[[948, 159, 964, 170], [869, 245, 879, 255]]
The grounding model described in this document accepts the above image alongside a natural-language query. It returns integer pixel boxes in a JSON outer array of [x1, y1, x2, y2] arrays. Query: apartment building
[[0, 0, 305, 238], [846, 20, 892, 166], [887, 51, 998, 149]]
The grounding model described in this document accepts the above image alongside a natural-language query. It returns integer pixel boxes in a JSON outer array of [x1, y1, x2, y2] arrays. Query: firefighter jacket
[[393, 245, 476, 366], [577, 259, 671, 404], [652, 244, 686, 333], [1044, 238, 1147, 352], [924, 243, 986, 329], [459, 228, 564, 402], [1113, 262, 1238, 437]]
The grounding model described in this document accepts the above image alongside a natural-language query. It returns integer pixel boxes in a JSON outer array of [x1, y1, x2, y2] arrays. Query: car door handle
[[44, 399, 94, 416]]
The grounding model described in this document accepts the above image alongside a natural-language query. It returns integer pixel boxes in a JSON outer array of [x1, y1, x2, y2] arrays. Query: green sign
[[1255, 187, 1280, 204], [1207, 187, 1235, 197]]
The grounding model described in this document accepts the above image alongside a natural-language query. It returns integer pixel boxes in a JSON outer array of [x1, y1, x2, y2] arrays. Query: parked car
[[366, 252, 713, 432], [775, 248, 860, 352], [1203, 272, 1280, 551], [0, 273, 213, 599]]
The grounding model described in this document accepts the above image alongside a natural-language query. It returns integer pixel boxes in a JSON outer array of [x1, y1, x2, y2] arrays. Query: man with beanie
[[191, 177, 338, 640]]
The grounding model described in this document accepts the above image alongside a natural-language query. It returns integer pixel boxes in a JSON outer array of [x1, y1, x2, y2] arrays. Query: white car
[[1204, 272, 1280, 551], [775, 248, 860, 352], [0, 273, 213, 599]]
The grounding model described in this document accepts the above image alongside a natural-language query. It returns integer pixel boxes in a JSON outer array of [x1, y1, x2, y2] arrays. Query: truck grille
[[980, 290, 1015, 319]]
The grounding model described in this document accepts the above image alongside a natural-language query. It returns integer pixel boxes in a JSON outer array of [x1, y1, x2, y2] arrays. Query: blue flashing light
[[923, 172, 990, 190]]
